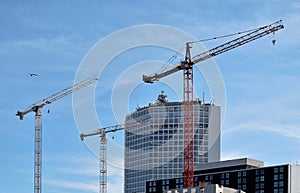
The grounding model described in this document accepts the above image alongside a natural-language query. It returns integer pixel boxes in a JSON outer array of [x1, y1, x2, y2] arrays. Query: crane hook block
[[80, 133, 85, 141]]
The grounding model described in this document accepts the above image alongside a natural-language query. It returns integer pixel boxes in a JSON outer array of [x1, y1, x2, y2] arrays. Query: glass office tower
[[124, 91, 221, 193]]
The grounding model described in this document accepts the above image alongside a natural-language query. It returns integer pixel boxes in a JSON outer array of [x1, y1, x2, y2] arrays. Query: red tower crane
[[16, 75, 98, 193], [142, 20, 284, 187]]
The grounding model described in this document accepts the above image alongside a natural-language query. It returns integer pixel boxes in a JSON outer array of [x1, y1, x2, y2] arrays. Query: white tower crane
[[80, 124, 124, 193], [16, 75, 98, 193], [80, 121, 143, 193]]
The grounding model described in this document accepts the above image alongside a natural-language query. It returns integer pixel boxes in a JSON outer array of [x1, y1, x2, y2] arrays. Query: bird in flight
[[28, 73, 38, 77]]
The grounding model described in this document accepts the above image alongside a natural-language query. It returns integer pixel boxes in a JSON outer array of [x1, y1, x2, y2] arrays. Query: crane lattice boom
[[142, 20, 284, 83], [16, 75, 98, 120]]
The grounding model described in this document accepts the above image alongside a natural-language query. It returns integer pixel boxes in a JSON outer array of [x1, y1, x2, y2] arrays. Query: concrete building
[[164, 184, 246, 193], [124, 91, 221, 193], [146, 158, 300, 193]]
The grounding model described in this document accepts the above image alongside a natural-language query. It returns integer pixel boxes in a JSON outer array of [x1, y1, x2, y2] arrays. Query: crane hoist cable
[[156, 45, 185, 74]]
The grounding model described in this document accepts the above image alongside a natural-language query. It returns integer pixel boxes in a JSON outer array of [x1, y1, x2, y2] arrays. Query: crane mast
[[142, 20, 284, 188], [16, 75, 98, 193], [183, 42, 194, 187]]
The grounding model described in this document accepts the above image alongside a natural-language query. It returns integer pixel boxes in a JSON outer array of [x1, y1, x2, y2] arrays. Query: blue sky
[[1, 1, 300, 193]]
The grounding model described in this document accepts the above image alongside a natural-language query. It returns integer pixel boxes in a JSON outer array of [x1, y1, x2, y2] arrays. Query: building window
[[260, 176, 265, 182], [274, 167, 278, 173], [255, 183, 259, 189], [242, 185, 246, 190], [238, 178, 241, 184], [221, 180, 224, 185], [279, 167, 284, 173], [226, 173, 230, 178], [255, 176, 260, 182], [274, 181, 278, 187], [279, 181, 284, 187], [221, 173, 225, 179], [255, 170, 259, 175], [279, 174, 284, 180], [274, 174, 278, 180], [238, 172, 241, 177], [243, 171, 247, 177], [279, 188, 284, 193], [225, 180, 229, 185]]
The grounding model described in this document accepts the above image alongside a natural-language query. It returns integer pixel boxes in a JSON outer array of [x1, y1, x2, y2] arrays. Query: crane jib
[[142, 20, 284, 83], [16, 75, 98, 120], [192, 23, 284, 64]]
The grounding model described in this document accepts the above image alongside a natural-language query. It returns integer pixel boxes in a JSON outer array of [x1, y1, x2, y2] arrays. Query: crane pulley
[[16, 75, 98, 193], [142, 20, 284, 188]]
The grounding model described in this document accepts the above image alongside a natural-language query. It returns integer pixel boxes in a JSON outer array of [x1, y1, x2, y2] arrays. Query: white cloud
[[107, 172, 124, 193], [221, 151, 258, 161], [47, 155, 98, 174], [0, 34, 87, 58], [54, 166, 98, 177], [278, 11, 300, 47], [47, 154, 124, 192], [223, 121, 300, 140], [45, 179, 98, 193], [292, 1, 300, 9]]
